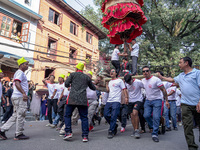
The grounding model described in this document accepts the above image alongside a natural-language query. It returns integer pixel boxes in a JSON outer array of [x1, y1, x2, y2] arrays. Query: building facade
[[0, 0, 42, 80], [32, 0, 106, 90]]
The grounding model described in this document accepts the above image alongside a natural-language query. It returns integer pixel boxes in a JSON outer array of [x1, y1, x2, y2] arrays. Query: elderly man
[[0, 57, 29, 140], [158, 57, 200, 150]]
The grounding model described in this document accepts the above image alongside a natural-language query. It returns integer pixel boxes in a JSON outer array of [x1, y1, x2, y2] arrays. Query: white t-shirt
[[142, 76, 163, 101], [12, 69, 28, 98], [111, 48, 120, 61], [55, 83, 65, 99], [107, 78, 126, 103], [176, 89, 181, 106], [167, 86, 177, 100], [131, 43, 139, 57], [47, 83, 57, 99], [125, 79, 144, 103], [101, 92, 109, 105], [86, 87, 97, 100], [63, 87, 70, 96], [161, 81, 173, 100]]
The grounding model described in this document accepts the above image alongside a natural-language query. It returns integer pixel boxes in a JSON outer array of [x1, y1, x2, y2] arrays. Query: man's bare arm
[[159, 85, 170, 109], [159, 86, 168, 101], [167, 90, 175, 96], [158, 73, 175, 83]]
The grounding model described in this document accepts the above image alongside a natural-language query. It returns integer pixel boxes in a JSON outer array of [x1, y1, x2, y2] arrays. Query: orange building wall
[[32, 0, 100, 88]]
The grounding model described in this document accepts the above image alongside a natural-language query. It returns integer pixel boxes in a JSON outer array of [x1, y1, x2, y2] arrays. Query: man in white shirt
[[165, 86, 178, 131], [124, 74, 144, 139], [0, 57, 29, 140], [142, 66, 169, 142], [111, 45, 127, 76], [128, 39, 139, 75], [42, 74, 57, 127], [100, 92, 108, 117], [50, 74, 65, 128], [104, 69, 128, 139], [156, 71, 174, 134]]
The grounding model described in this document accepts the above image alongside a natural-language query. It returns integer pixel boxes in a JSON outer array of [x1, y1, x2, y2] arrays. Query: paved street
[[0, 120, 199, 150]]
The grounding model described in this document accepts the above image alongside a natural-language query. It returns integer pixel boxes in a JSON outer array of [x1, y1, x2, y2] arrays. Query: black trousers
[[111, 60, 120, 76], [47, 99, 58, 124], [58, 97, 67, 128]]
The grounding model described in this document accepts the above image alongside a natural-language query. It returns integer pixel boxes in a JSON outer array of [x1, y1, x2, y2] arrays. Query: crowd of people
[[0, 44, 199, 150]]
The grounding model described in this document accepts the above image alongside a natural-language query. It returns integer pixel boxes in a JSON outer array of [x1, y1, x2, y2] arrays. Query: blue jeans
[[104, 102, 120, 133], [40, 107, 45, 121], [143, 99, 162, 136], [53, 114, 60, 125], [164, 101, 177, 128], [64, 105, 89, 137]]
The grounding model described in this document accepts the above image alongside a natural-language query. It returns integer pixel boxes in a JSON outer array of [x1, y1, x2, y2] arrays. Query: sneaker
[[131, 131, 135, 137], [59, 130, 65, 136], [113, 124, 118, 135], [152, 136, 159, 142], [82, 136, 89, 142], [50, 124, 56, 128], [63, 133, 73, 140], [161, 125, 166, 134], [134, 129, 141, 139], [46, 123, 52, 127], [107, 131, 114, 139], [174, 127, 178, 131], [120, 127, 125, 133], [89, 125, 94, 132], [14, 134, 29, 140], [0, 130, 7, 140], [166, 127, 171, 131], [178, 122, 182, 126]]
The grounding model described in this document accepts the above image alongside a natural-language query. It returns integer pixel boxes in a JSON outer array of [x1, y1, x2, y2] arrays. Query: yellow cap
[[88, 71, 93, 76], [67, 73, 70, 77], [0, 69, 2, 73], [17, 57, 27, 66], [76, 62, 84, 71], [59, 74, 65, 79]]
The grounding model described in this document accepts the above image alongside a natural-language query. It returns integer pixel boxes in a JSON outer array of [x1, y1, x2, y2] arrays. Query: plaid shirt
[[65, 72, 96, 106]]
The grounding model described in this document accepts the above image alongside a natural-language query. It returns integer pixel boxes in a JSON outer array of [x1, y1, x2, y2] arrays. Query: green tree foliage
[[139, 0, 200, 76], [81, 0, 200, 76]]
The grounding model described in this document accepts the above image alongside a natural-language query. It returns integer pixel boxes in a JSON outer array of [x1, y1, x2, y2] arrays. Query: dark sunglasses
[[143, 70, 149, 73]]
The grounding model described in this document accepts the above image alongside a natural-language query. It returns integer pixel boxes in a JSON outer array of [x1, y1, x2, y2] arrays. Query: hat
[[76, 62, 84, 71], [88, 71, 93, 76], [59, 74, 65, 79], [17, 57, 27, 66], [67, 73, 70, 77], [0, 69, 2, 73]]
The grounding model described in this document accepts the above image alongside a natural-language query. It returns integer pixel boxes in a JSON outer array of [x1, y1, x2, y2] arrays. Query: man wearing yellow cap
[[63, 62, 99, 142], [0, 57, 29, 140], [49, 74, 65, 128]]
